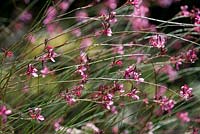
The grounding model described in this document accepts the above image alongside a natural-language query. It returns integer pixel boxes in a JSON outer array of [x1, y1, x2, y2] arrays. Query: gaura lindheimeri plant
[[0, 0, 200, 133]]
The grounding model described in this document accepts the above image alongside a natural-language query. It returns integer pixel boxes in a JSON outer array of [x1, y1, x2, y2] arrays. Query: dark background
[[0, 0, 200, 26]]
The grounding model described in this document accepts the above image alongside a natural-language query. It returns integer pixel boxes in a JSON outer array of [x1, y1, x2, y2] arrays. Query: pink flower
[[43, 45, 59, 62], [0, 105, 12, 123], [159, 65, 177, 81], [77, 65, 87, 76], [85, 123, 100, 133], [46, 6, 57, 18], [180, 84, 193, 100], [180, 5, 190, 17], [93, 85, 119, 113], [124, 66, 144, 82], [110, 106, 118, 114], [1, 48, 14, 58], [112, 126, 119, 134], [80, 52, 89, 64], [143, 98, 149, 104], [76, 52, 89, 84], [145, 122, 154, 134], [128, 0, 142, 8], [156, 0, 173, 8], [108, 11, 117, 24], [43, 17, 53, 25], [113, 46, 124, 55], [111, 59, 123, 67], [194, 15, 200, 32], [73, 84, 84, 97], [53, 118, 63, 131], [192, 127, 199, 134], [105, 0, 117, 9], [26, 34, 36, 43], [113, 81, 124, 93], [149, 34, 167, 49], [175, 58, 183, 70], [103, 93, 114, 110], [23, 85, 29, 93], [26, 64, 38, 77], [40, 66, 51, 78], [103, 27, 112, 36], [130, 5, 155, 31], [156, 96, 175, 112], [130, 51, 147, 64], [127, 88, 140, 100], [46, 23, 62, 34], [75, 10, 88, 22], [14, 22, 23, 31], [29, 107, 44, 122], [177, 112, 190, 123], [19, 11, 32, 23], [101, 11, 117, 24], [156, 86, 167, 99], [43, 6, 57, 25], [185, 49, 198, 63], [80, 38, 92, 50], [71, 28, 81, 37], [59, 1, 69, 12], [5, 51, 14, 58], [62, 94, 76, 105]]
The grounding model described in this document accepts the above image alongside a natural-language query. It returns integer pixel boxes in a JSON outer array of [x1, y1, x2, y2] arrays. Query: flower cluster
[[185, 49, 198, 63], [113, 81, 125, 93], [177, 112, 190, 123], [26, 45, 58, 78], [170, 49, 198, 70], [180, 84, 193, 100], [39, 45, 59, 63], [127, 88, 140, 100], [94, 87, 116, 113], [101, 11, 117, 36], [76, 52, 89, 84], [149, 34, 167, 49], [61, 92, 76, 106], [42, 1, 72, 34], [130, 4, 155, 31], [61, 85, 84, 105], [179, 6, 200, 32], [92, 82, 124, 113], [124, 66, 144, 82], [156, 96, 175, 112]]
